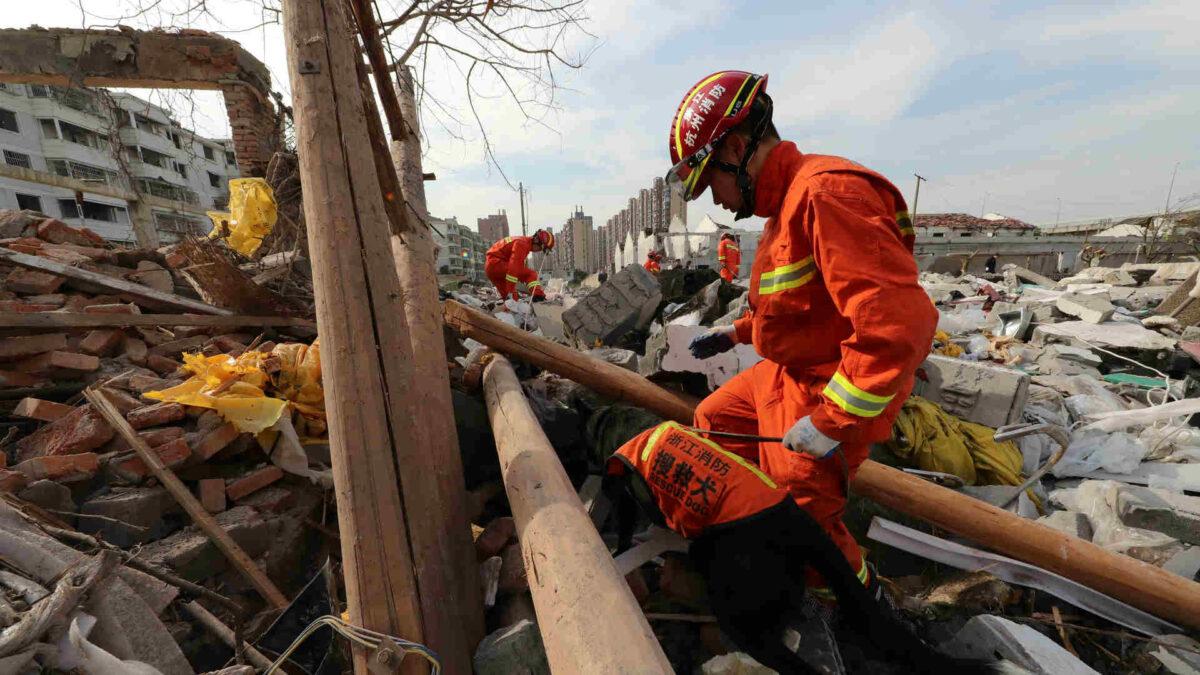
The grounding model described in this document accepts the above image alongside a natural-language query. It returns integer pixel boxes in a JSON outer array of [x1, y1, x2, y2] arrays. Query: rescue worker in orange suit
[[717, 232, 740, 282], [643, 250, 662, 274], [485, 229, 554, 303], [665, 71, 937, 603]]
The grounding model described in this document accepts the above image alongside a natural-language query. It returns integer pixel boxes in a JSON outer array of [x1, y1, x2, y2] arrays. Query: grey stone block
[[562, 264, 661, 346], [139, 506, 277, 582], [18, 480, 75, 521], [912, 355, 1030, 428], [1117, 486, 1200, 545], [1056, 293, 1115, 324], [473, 619, 550, 675], [588, 347, 638, 371], [79, 487, 183, 548]]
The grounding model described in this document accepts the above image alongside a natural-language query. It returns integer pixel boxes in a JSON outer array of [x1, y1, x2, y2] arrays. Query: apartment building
[[0, 83, 239, 247], [432, 216, 486, 280], [477, 210, 510, 244]]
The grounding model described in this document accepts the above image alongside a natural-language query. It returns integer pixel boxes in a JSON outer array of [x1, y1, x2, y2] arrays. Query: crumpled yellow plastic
[[932, 330, 964, 358], [144, 340, 324, 435], [885, 396, 1024, 487], [207, 177, 278, 257]]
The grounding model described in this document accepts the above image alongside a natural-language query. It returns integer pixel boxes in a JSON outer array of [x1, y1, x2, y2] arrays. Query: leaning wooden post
[[281, 1, 431, 671], [481, 354, 674, 673]]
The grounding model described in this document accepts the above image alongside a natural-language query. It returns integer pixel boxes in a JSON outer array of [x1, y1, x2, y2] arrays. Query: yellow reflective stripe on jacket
[[757, 256, 816, 295], [527, 280, 541, 288], [642, 422, 778, 488], [504, 236, 513, 244], [809, 555, 869, 599], [505, 275, 519, 283], [728, 245, 739, 252], [822, 372, 894, 418], [895, 210, 914, 237], [718, 256, 726, 261]]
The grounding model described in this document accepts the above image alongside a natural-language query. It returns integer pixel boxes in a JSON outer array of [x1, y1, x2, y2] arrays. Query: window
[[3, 150, 31, 169], [171, 131, 182, 149], [174, 161, 188, 179], [959, 232, 973, 238], [208, 171, 221, 188], [0, 108, 17, 133], [225, 150, 236, 166], [58, 199, 119, 223], [203, 145, 214, 161], [28, 85, 49, 98], [59, 199, 78, 219], [39, 119, 57, 139], [932, 232, 945, 238], [15, 194, 41, 212]]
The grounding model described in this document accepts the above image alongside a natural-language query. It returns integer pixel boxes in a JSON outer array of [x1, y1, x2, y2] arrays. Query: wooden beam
[[0, 313, 314, 331], [443, 299, 696, 423], [282, 0, 433, 671], [482, 354, 673, 673], [348, 0, 407, 142], [448, 299, 1200, 630], [0, 249, 231, 315], [83, 387, 289, 610]]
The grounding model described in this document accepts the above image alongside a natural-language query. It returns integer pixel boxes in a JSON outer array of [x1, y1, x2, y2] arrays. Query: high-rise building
[[431, 215, 485, 280], [553, 205, 594, 275], [0, 83, 239, 247], [477, 210, 509, 244], [602, 178, 686, 272]]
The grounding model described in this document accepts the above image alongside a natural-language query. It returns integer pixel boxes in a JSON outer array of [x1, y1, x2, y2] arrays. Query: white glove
[[782, 416, 839, 459]]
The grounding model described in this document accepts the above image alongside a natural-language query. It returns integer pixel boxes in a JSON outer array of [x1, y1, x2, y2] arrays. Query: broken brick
[[14, 452, 100, 482], [23, 293, 65, 307], [84, 303, 140, 314], [77, 227, 107, 247], [0, 333, 68, 360], [193, 423, 241, 461], [116, 438, 191, 477], [236, 485, 295, 514], [0, 301, 60, 312], [15, 404, 114, 463], [0, 370, 46, 387], [37, 247, 92, 266], [226, 466, 284, 501], [148, 335, 208, 358], [0, 470, 27, 493], [13, 397, 74, 422], [475, 517, 517, 561], [80, 329, 124, 357], [146, 354, 183, 376], [36, 218, 95, 246], [12, 351, 100, 376], [4, 268, 64, 295], [199, 478, 227, 513], [127, 402, 186, 430], [103, 426, 185, 455], [164, 252, 188, 268], [174, 325, 213, 338], [128, 374, 174, 392], [8, 244, 40, 255], [102, 387, 144, 413], [123, 336, 148, 365]]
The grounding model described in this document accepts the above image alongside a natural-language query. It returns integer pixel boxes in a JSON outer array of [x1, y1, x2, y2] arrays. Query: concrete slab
[[912, 355, 1030, 429], [941, 615, 1099, 674], [641, 324, 762, 389], [562, 264, 661, 346]]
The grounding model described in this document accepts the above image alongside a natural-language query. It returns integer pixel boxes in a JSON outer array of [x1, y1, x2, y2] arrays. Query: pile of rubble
[[0, 210, 330, 674]]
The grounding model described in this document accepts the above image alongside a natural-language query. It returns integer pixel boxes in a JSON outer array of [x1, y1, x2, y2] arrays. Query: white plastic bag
[[1052, 430, 1148, 477], [1050, 481, 1177, 555], [937, 308, 986, 334]]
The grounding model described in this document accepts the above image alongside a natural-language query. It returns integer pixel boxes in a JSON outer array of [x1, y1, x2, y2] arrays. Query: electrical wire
[[263, 615, 441, 675]]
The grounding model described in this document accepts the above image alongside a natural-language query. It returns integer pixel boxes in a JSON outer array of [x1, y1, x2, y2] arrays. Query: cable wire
[[263, 615, 441, 675]]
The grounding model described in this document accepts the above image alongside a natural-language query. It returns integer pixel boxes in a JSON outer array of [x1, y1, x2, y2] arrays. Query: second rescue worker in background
[[666, 71, 937, 605], [643, 250, 662, 274], [485, 229, 554, 304], [717, 231, 740, 282]]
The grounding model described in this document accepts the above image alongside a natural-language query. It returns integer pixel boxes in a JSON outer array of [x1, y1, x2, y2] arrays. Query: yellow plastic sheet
[[932, 330, 964, 358], [885, 396, 1024, 486], [207, 177, 278, 257], [144, 340, 324, 435]]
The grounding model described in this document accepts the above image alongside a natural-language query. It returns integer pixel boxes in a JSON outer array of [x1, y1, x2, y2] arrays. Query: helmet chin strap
[[732, 94, 774, 221]]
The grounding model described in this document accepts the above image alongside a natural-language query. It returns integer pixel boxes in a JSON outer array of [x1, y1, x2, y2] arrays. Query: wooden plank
[[0, 248, 232, 315], [83, 387, 289, 610], [282, 0, 429, 671], [482, 354, 673, 673], [0, 313, 314, 330]]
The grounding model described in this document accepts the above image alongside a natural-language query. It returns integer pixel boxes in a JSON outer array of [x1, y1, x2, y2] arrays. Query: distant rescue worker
[[485, 229, 554, 302], [644, 250, 662, 274], [666, 71, 937, 602], [717, 232, 741, 282]]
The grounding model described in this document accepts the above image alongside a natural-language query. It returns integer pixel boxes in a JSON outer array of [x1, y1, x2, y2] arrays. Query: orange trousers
[[720, 267, 736, 283], [694, 359, 868, 594], [485, 260, 541, 301]]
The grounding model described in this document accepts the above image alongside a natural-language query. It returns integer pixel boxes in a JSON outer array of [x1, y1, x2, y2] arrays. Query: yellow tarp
[[885, 396, 1024, 486], [207, 177, 277, 257], [145, 340, 324, 435]]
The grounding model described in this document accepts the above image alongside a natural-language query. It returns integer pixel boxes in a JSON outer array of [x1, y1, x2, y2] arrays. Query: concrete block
[[80, 487, 183, 548], [912, 354, 1030, 429], [941, 614, 1099, 675], [1032, 321, 1176, 351], [140, 505, 277, 582], [18, 480, 75, 518], [13, 397, 73, 422], [1117, 486, 1200, 545], [226, 465, 283, 501], [532, 303, 565, 341], [640, 324, 762, 389], [1056, 293, 1115, 324], [5, 268, 64, 295], [1037, 510, 1093, 542], [15, 404, 114, 463], [127, 402, 186, 430], [562, 264, 661, 346], [587, 347, 639, 372], [472, 620, 550, 675], [0, 333, 68, 360], [80, 329, 124, 357]]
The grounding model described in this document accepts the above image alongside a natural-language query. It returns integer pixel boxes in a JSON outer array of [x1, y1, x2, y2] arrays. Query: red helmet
[[720, 231, 735, 241], [534, 229, 555, 250], [666, 71, 769, 204]]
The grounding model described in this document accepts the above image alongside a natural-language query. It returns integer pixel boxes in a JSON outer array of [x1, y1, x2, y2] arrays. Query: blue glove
[[688, 326, 737, 360]]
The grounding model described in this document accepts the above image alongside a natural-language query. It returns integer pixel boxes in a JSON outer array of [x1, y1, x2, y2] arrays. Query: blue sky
[[7, 0, 1198, 233]]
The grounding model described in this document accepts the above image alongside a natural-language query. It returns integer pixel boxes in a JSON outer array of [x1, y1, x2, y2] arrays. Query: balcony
[[136, 178, 199, 205], [120, 125, 178, 157], [46, 159, 125, 189]]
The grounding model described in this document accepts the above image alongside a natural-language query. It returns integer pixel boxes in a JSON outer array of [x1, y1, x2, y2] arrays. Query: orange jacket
[[607, 421, 788, 538], [717, 238, 740, 277], [644, 258, 661, 274], [732, 142, 935, 444], [486, 235, 539, 289]]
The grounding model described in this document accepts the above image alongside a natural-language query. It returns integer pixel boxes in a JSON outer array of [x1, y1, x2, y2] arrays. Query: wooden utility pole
[[347, 0, 484, 665], [281, 1, 430, 671], [519, 182, 527, 236], [912, 173, 926, 223]]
